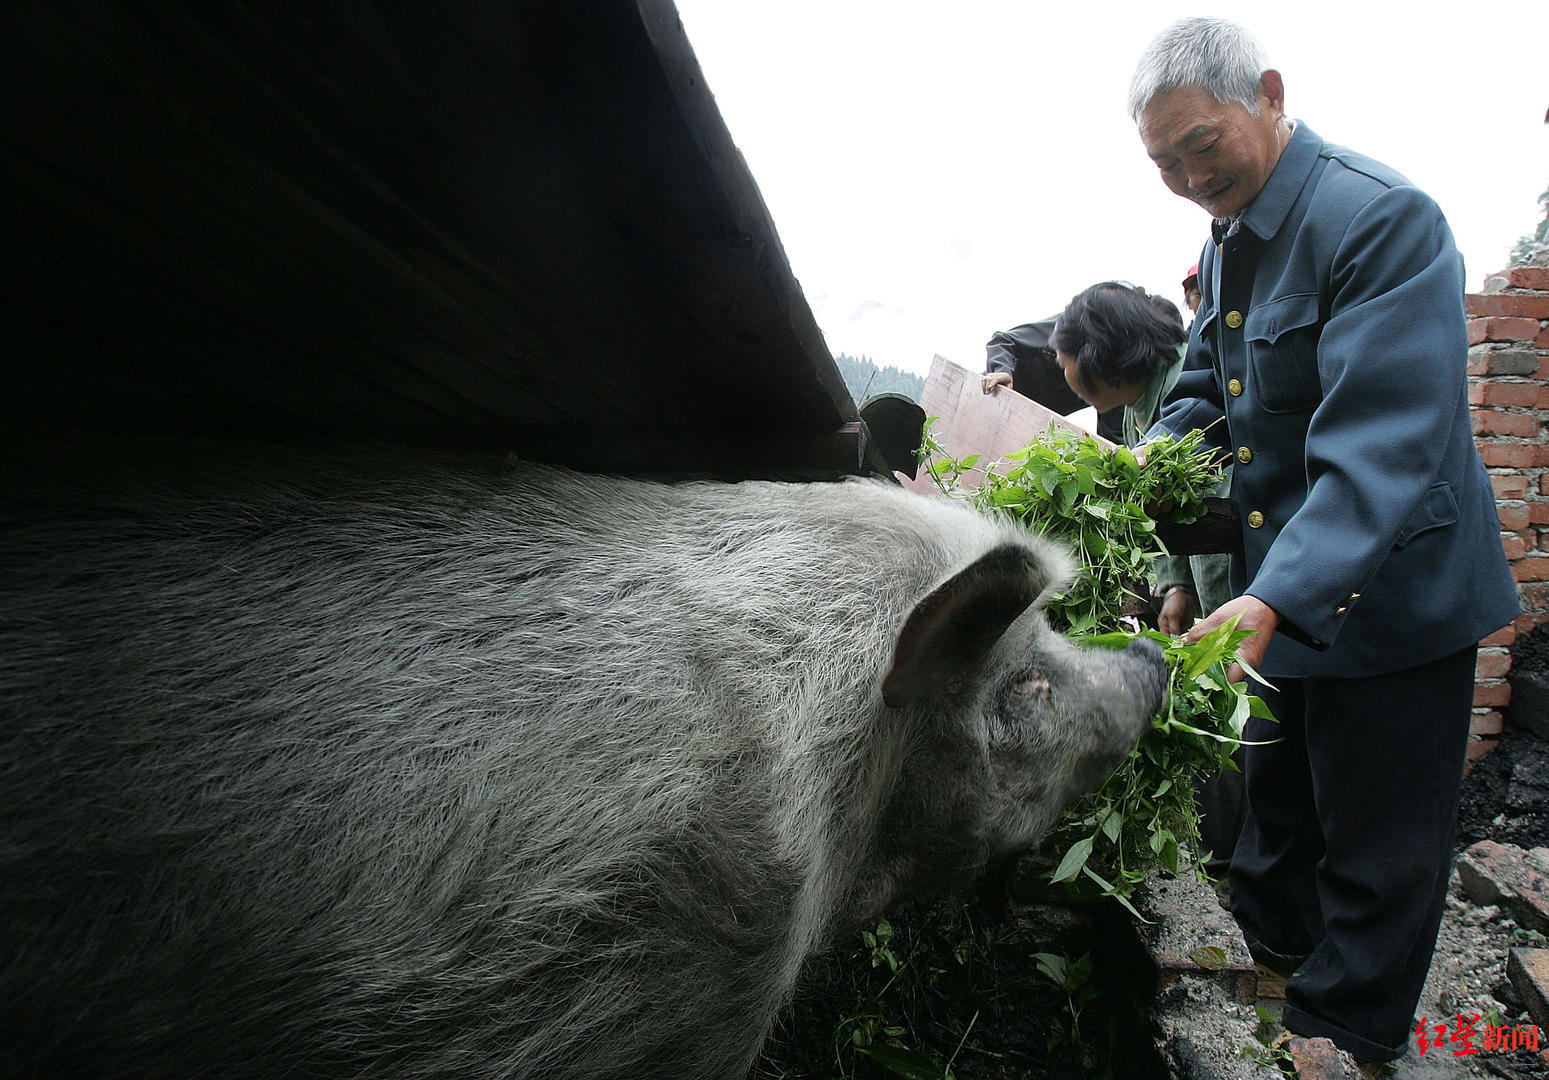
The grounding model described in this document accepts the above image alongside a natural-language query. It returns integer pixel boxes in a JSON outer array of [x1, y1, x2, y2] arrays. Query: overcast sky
[[671, 1, 1549, 378]]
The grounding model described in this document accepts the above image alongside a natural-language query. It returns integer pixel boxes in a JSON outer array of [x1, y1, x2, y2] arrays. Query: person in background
[[981, 316, 1125, 443], [1182, 264, 1202, 314], [1129, 16, 1519, 1069]]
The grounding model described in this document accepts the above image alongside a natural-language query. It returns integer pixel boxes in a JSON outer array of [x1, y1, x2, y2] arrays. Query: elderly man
[[1129, 17, 1518, 1068]]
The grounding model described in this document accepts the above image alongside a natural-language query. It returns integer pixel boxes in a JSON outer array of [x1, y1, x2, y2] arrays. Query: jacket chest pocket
[[1244, 293, 1322, 413]]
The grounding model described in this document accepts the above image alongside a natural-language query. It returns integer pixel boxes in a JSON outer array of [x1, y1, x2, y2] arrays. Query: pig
[[0, 434, 1165, 1080]]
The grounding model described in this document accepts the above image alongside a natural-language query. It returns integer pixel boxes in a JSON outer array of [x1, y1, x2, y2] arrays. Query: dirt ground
[[1399, 717, 1549, 1080]]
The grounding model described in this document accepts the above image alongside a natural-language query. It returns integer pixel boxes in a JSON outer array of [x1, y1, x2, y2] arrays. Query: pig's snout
[[1118, 635, 1169, 725]]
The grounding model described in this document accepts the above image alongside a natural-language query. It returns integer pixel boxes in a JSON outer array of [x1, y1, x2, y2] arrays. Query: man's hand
[[1184, 593, 1279, 683], [981, 371, 1013, 396], [1157, 586, 1198, 637]]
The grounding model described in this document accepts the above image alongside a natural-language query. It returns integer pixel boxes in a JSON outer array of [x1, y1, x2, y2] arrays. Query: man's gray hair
[[1127, 17, 1271, 121]]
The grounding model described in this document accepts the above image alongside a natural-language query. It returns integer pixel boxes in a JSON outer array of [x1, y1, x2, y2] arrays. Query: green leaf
[[1100, 808, 1122, 844], [1032, 951, 1068, 984], [1189, 945, 1228, 971], [1049, 835, 1095, 884], [855, 1042, 951, 1080], [1227, 689, 1251, 738], [1181, 614, 1244, 678]]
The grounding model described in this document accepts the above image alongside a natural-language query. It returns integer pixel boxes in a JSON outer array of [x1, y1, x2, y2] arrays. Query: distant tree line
[[833, 353, 924, 405], [1512, 183, 1549, 266]]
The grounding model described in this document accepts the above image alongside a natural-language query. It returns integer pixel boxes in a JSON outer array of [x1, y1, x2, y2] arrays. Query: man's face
[[1138, 76, 1288, 219]]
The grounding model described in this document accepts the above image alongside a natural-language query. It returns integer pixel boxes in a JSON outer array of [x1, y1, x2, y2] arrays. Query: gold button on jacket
[[1225, 310, 1244, 329], [1237, 446, 1253, 464], [1228, 378, 1243, 396], [1247, 510, 1265, 528]]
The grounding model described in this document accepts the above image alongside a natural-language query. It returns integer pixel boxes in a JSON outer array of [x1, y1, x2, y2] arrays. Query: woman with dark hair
[[1048, 281, 1187, 445]]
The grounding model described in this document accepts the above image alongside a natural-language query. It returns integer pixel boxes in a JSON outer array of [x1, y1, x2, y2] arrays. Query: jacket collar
[[1238, 120, 1321, 243]]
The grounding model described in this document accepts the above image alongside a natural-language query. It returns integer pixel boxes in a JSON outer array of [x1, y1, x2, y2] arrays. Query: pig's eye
[[1012, 676, 1051, 701]]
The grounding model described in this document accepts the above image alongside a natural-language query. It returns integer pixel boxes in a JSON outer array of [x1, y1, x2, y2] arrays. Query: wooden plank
[[903, 354, 1111, 495]]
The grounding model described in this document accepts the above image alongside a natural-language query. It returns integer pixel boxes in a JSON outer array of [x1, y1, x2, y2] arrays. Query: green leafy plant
[[1048, 621, 1275, 914], [921, 420, 1270, 910], [1510, 927, 1549, 949], [823, 912, 984, 1080], [763, 897, 1086, 1079], [1031, 950, 1100, 1043]]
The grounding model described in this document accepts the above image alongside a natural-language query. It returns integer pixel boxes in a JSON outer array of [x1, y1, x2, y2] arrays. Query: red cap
[[1182, 264, 1200, 288]]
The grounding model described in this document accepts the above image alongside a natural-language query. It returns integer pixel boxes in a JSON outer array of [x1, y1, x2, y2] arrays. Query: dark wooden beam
[[1, 1, 871, 480]]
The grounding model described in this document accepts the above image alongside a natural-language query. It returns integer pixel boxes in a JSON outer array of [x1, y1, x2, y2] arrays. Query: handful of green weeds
[[921, 421, 1270, 910], [1051, 621, 1274, 912]]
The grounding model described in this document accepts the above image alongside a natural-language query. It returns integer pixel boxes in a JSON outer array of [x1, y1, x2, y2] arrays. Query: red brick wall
[[1467, 264, 1549, 759]]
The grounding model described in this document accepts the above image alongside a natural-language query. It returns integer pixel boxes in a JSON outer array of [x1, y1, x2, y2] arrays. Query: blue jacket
[[1150, 122, 1517, 678]]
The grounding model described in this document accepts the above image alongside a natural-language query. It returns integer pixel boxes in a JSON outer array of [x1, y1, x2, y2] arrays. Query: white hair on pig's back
[[487, 463, 1073, 961]]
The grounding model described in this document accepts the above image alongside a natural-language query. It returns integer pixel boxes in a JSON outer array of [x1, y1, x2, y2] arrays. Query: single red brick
[[1476, 411, 1542, 438], [1479, 382, 1544, 408], [1515, 557, 1549, 582], [1472, 709, 1506, 735], [1470, 315, 1544, 343], [1494, 473, 1532, 499], [1468, 737, 1502, 761], [1509, 267, 1549, 291], [1283, 1037, 1357, 1079], [1500, 504, 1532, 531], [1477, 651, 1513, 679], [1505, 533, 1532, 561], [1488, 349, 1545, 376], [1481, 443, 1541, 469], [1475, 681, 1511, 708], [1483, 625, 1519, 648], [1468, 294, 1549, 320]]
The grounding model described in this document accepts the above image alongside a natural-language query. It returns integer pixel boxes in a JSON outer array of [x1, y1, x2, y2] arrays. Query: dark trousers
[[1228, 645, 1477, 1062], [1197, 747, 1246, 879]]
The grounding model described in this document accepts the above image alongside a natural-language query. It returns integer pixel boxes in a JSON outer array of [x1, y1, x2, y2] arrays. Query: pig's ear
[[882, 544, 1051, 708]]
